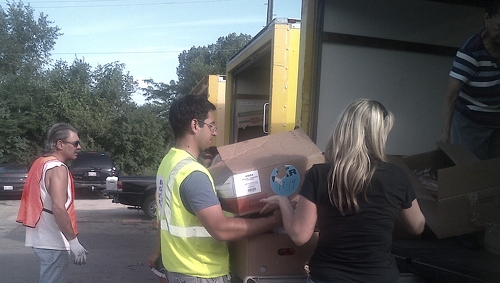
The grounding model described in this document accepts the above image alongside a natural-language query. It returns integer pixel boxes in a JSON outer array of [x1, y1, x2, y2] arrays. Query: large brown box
[[209, 129, 325, 216], [229, 232, 318, 279], [389, 143, 500, 239]]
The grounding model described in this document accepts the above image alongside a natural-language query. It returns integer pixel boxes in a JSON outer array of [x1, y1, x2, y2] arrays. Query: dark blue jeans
[[452, 110, 500, 160]]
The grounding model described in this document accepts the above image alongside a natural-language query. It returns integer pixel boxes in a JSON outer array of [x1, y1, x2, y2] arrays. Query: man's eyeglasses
[[196, 119, 217, 133], [62, 140, 81, 148]]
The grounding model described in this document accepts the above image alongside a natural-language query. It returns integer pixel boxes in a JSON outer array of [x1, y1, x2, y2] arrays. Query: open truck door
[[225, 18, 301, 144]]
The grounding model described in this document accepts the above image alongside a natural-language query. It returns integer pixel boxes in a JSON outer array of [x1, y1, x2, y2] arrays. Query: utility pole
[[266, 0, 274, 25]]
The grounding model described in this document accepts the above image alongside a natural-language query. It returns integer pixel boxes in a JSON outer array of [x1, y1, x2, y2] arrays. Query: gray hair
[[44, 123, 78, 154]]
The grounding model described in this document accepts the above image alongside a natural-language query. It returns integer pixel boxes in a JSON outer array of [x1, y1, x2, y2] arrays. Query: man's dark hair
[[169, 95, 216, 139]]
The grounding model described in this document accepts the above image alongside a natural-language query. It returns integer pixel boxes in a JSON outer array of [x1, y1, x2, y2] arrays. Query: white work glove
[[69, 237, 88, 265]]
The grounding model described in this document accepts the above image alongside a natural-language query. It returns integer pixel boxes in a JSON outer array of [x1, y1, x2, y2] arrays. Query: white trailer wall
[[314, 0, 484, 155]]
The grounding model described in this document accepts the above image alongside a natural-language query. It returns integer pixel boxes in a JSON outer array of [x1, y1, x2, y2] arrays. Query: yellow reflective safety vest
[[157, 147, 229, 278]]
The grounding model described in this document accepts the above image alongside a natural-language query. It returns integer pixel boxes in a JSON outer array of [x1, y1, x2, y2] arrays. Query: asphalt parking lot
[[0, 194, 159, 283], [0, 194, 431, 283]]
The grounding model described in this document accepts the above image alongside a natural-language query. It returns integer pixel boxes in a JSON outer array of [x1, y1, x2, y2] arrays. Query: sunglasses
[[62, 140, 81, 148]]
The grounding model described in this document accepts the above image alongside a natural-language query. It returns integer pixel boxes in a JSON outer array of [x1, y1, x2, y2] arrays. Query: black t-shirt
[[300, 162, 416, 283]]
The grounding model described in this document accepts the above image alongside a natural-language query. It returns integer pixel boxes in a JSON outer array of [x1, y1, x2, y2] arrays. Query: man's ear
[[190, 119, 199, 133], [55, 140, 64, 150]]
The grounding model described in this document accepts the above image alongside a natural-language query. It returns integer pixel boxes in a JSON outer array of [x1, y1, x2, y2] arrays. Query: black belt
[[42, 208, 53, 214]]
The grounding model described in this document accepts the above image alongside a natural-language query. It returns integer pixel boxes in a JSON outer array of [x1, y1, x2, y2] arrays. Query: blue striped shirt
[[450, 31, 500, 127]]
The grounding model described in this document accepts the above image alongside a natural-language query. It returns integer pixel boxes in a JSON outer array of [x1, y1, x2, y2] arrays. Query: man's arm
[[148, 228, 162, 268], [441, 77, 464, 143], [195, 204, 281, 242], [180, 171, 281, 241], [45, 165, 76, 241], [46, 164, 88, 265]]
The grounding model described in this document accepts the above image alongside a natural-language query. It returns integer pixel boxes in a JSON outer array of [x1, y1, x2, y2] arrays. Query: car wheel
[[141, 195, 156, 219]]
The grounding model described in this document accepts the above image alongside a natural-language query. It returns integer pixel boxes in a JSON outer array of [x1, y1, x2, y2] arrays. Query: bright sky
[[2, 0, 302, 104]]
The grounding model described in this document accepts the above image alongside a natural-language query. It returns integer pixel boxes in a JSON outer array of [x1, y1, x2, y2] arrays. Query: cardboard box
[[209, 129, 325, 215], [229, 232, 318, 278], [389, 143, 500, 239]]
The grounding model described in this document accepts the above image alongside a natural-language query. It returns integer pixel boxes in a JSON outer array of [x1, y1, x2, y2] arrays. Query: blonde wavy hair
[[324, 99, 394, 215]]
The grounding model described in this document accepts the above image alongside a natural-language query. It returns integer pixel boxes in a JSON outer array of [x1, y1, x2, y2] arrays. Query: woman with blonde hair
[[261, 99, 425, 283]]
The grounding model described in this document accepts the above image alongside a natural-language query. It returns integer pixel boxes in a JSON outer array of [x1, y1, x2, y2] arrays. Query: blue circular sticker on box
[[270, 165, 300, 196]]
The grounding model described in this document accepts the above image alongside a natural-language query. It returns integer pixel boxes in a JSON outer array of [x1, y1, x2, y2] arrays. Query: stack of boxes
[[390, 143, 500, 239], [209, 129, 324, 279], [209, 130, 500, 278]]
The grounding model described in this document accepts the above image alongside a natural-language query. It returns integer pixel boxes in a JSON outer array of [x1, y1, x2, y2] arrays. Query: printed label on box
[[233, 170, 262, 197], [270, 165, 300, 196]]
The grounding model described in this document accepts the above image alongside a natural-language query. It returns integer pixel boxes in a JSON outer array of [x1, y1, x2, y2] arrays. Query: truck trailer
[[214, 1, 500, 281]]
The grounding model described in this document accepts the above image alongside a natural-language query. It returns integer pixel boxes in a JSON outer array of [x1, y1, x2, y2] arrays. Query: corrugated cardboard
[[229, 232, 318, 278], [390, 143, 500, 239], [209, 129, 325, 215]]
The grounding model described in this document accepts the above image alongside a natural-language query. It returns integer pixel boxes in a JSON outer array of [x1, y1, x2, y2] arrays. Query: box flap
[[391, 148, 500, 239], [218, 129, 323, 174], [208, 160, 233, 186], [436, 142, 480, 164], [438, 157, 500, 198]]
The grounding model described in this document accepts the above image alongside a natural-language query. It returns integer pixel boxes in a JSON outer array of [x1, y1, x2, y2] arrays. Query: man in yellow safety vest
[[147, 95, 281, 283]]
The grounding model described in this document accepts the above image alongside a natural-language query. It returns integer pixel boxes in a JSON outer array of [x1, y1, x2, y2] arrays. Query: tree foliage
[[141, 79, 179, 106], [1, 1, 251, 176], [40, 58, 171, 175], [174, 32, 251, 95], [0, 2, 171, 174], [0, 1, 61, 164], [0, 1, 60, 80]]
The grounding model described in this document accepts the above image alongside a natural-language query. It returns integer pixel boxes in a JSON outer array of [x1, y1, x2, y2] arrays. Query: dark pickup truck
[[70, 151, 118, 193], [104, 176, 157, 219]]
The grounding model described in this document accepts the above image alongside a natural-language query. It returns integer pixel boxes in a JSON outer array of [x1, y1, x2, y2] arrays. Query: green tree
[[139, 32, 251, 118], [141, 79, 179, 111], [44, 58, 170, 175], [133, 32, 253, 173], [72, 61, 137, 151], [0, 1, 60, 80], [0, 1, 250, 175], [0, 1, 61, 164], [174, 32, 252, 95], [107, 103, 171, 175]]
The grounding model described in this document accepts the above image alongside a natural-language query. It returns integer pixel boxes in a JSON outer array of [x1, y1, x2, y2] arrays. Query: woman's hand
[[260, 195, 287, 215]]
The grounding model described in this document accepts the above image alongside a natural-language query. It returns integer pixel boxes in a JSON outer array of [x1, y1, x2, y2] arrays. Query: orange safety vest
[[16, 156, 78, 235]]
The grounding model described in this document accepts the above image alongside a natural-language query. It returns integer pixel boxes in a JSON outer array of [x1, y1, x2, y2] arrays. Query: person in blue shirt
[[442, 0, 500, 160]]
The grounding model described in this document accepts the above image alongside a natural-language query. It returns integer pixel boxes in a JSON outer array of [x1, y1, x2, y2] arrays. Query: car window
[[71, 152, 113, 168], [0, 165, 28, 174]]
